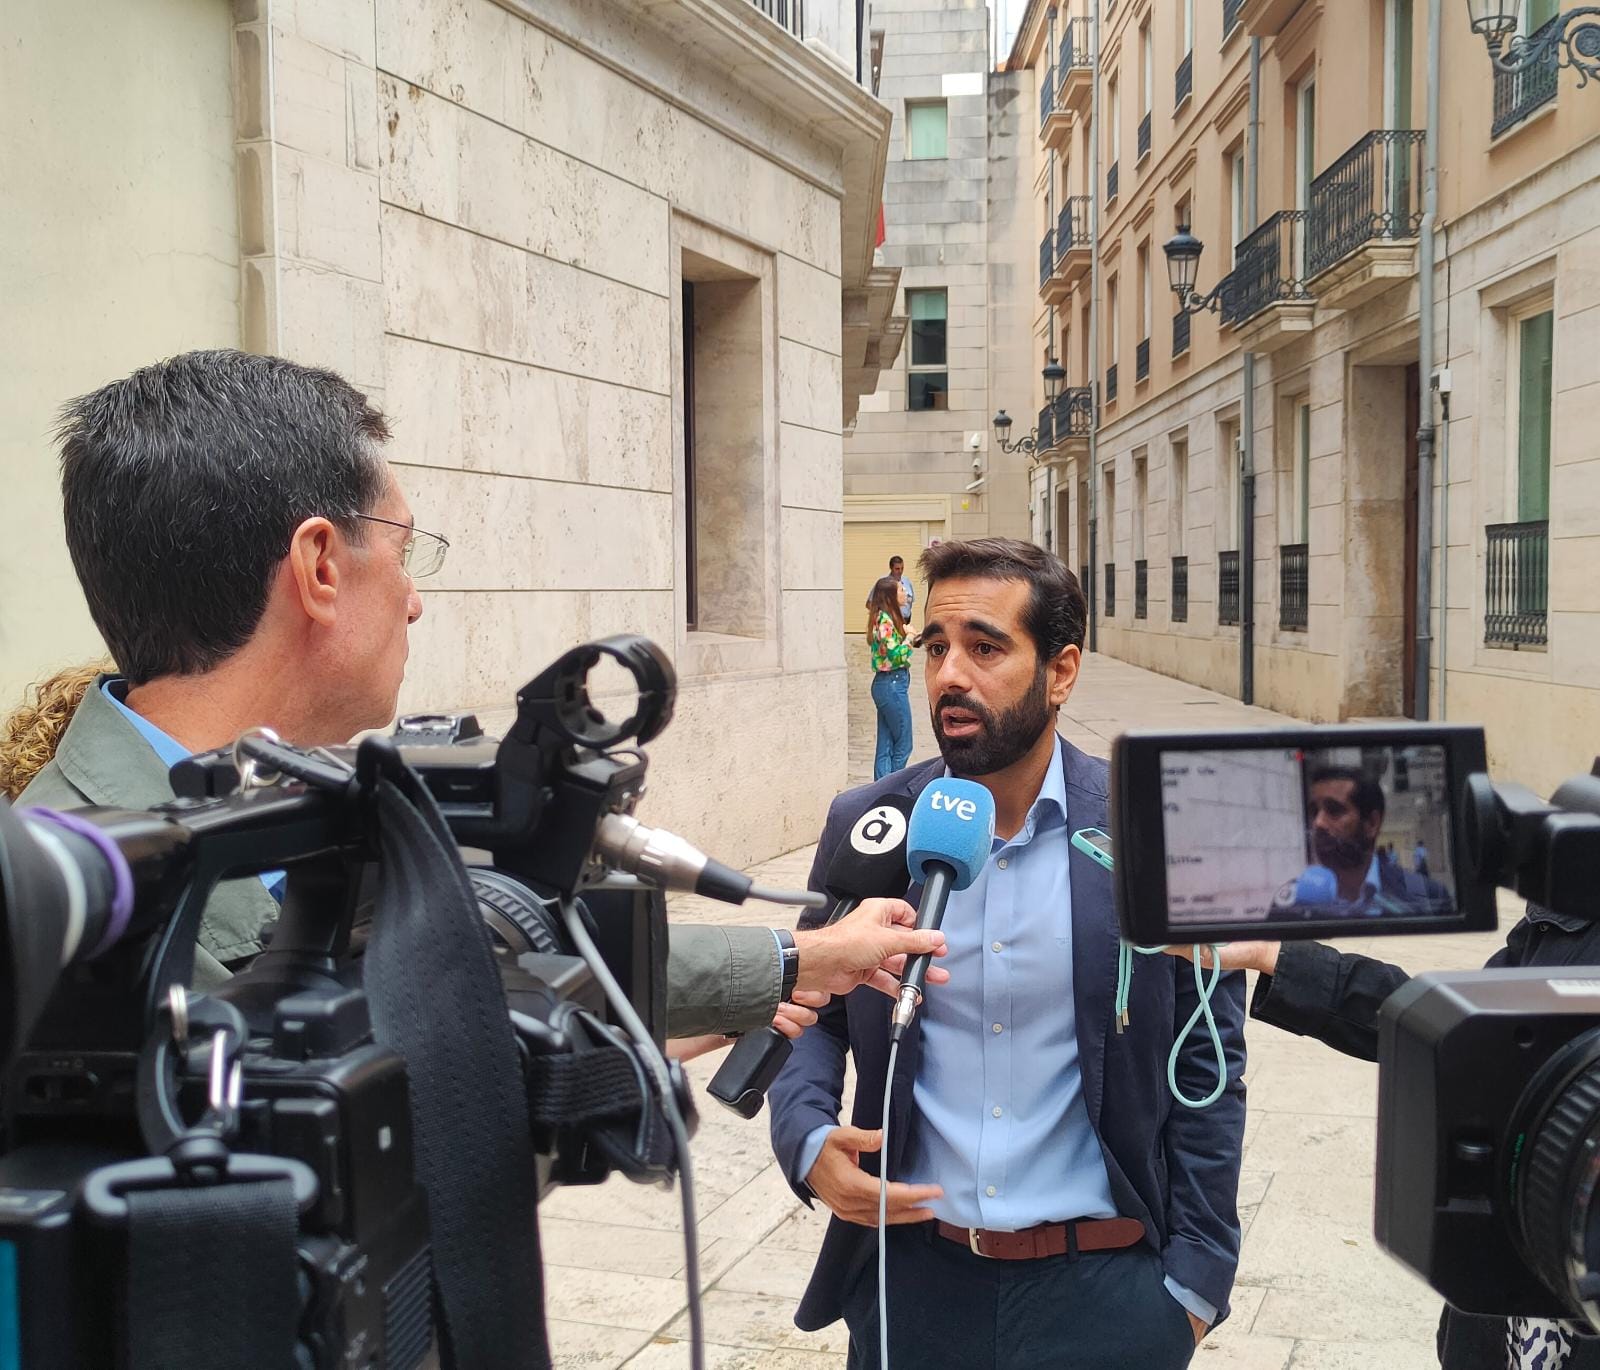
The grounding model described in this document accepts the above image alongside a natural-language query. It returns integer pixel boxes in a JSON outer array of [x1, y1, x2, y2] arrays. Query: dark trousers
[[841, 1225, 1197, 1370]]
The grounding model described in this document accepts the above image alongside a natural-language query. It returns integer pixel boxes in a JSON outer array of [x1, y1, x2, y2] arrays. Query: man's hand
[[1187, 1311, 1208, 1346], [771, 991, 828, 1040], [805, 1125, 943, 1227], [793, 898, 950, 999], [1164, 941, 1280, 976]]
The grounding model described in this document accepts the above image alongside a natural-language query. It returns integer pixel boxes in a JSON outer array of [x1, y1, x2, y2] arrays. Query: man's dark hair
[[1309, 765, 1387, 820], [57, 350, 391, 684], [917, 537, 1086, 660], [889, 555, 904, 567]]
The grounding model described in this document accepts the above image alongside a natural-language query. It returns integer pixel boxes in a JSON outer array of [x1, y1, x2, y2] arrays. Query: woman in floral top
[[867, 575, 913, 779]]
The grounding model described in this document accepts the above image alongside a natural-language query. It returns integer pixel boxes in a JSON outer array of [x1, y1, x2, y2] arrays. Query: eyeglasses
[[351, 513, 450, 579]]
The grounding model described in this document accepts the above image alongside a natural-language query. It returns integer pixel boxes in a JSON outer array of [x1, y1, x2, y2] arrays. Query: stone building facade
[[1011, 0, 1600, 796], [3, 0, 901, 867]]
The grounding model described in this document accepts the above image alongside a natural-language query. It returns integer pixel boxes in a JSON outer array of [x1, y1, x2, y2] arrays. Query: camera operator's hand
[[793, 898, 950, 1000], [666, 990, 829, 1061], [805, 1125, 943, 1227], [1164, 941, 1280, 976]]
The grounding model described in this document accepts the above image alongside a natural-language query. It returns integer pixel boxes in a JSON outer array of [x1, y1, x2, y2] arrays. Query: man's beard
[[932, 670, 1054, 777], [1312, 829, 1373, 873]]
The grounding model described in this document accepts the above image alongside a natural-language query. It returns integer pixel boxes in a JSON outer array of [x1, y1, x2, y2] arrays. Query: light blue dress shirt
[[800, 742, 1215, 1326], [102, 680, 285, 901]]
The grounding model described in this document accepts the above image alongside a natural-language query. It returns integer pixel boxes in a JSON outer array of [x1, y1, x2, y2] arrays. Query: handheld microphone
[[889, 779, 996, 1044], [707, 795, 915, 1118]]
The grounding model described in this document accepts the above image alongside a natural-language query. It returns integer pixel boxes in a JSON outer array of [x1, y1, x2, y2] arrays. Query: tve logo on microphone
[[849, 804, 908, 856], [926, 788, 980, 822], [907, 778, 997, 888]]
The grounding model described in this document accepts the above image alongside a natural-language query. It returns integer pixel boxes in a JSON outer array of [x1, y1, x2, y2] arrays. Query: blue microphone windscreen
[[1294, 864, 1338, 904], [906, 779, 997, 889]]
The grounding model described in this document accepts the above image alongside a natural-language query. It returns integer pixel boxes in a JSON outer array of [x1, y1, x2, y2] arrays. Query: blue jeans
[[871, 667, 913, 779]]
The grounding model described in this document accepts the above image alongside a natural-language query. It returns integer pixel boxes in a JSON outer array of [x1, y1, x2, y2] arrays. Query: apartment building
[[3, 0, 900, 867], [1011, 0, 1599, 795]]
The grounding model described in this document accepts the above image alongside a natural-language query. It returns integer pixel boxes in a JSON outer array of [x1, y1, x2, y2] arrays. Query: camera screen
[[1162, 743, 1458, 929]]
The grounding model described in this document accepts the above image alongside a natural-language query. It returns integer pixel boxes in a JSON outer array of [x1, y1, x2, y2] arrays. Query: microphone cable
[[1115, 941, 1229, 1109], [877, 1038, 901, 1370]]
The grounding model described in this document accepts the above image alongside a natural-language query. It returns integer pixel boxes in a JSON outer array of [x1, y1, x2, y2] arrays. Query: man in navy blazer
[[767, 538, 1247, 1369]]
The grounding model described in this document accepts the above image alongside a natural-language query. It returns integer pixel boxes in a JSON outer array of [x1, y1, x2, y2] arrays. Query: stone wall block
[[779, 422, 844, 512], [276, 264, 384, 390], [782, 506, 844, 590], [278, 147, 382, 280], [272, 31, 348, 164], [291, 0, 376, 66], [782, 591, 846, 671], [778, 253, 844, 354], [347, 58, 381, 172], [378, 74, 462, 221], [778, 338, 844, 433], [376, 0, 514, 125]]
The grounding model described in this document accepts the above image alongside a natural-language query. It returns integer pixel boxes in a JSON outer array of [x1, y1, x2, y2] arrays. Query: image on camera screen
[[1161, 743, 1457, 928]]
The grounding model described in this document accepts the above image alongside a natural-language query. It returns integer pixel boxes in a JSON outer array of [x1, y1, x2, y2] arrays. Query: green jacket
[[16, 675, 275, 988], [17, 676, 783, 1034]]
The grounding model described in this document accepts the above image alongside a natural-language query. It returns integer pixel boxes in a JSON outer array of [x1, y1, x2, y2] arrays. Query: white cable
[[557, 895, 705, 1370], [878, 1038, 900, 1369]]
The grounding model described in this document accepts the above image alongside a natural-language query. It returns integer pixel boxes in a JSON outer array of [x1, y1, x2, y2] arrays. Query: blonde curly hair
[[0, 661, 113, 801]]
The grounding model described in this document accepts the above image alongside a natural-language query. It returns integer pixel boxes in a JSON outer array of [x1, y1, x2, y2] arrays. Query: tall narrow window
[[1217, 418, 1239, 550], [1182, 0, 1194, 54], [1170, 436, 1189, 555], [1386, 0, 1415, 129], [1109, 76, 1120, 166], [1133, 453, 1148, 560], [683, 281, 698, 630], [1229, 148, 1246, 252], [1517, 309, 1554, 522], [1295, 79, 1317, 213], [1080, 299, 1092, 384], [907, 289, 949, 411], [1140, 24, 1152, 117], [1290, 398, 1311, 543], [908, 101, 949, 160], [1139, 244, 1151, 343]]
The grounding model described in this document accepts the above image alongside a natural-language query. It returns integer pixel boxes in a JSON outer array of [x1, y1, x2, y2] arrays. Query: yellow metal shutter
[[844, 520, 926, 637]]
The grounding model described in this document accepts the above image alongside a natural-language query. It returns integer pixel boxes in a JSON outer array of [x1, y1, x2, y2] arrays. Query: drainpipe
[[1414, 0, 1442, 719], [1087, 4, 1102, 653], [1240, 37, 1260, 705]]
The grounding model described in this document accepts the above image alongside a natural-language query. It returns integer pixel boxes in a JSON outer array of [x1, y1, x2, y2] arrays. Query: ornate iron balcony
[[1135, 337, 1150, 382], [1279, 543, 1309, 630], [1106, 362, 1119, 402], [1492, 15, 1560, 137], [1037, 402, 1056, 452], [1485, 520, 1548, 648], [1052, 386, 1095, 439], [1135, 559, 1149, 619], [1171, 555, 1189, 623], [1221, 210, 1313, 326], [1060, 17, 1094, 77], [1137, 112, 1152, 161], [1172, 308, 1191, 357], [1218, 549, 1241, 626], [1056, 196, 1091, 256], [1040, 230, 1055, 288], [1306, 129, 1426, 279], [1176, 51, 1193, 108], [1041, 70, 1056, 126], [747, 0, 803, 37]]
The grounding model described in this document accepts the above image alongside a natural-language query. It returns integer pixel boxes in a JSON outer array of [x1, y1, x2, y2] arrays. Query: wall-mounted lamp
[[1164, 228, 1231, 316], [1465, 0, 1600, 83]]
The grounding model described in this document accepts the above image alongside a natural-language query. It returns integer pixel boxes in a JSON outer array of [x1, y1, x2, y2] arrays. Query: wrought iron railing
[[1492, 15, 1560, 136], [1041, 70, 1056, 126], [1138, 111, 1152, 161], [1060, 17, 1093, 78], [1173, 308, 1191, 357], [1279, 543, 1309, 630], [1306, 129, 1426, 279], [1107, 159, 1120, 202], [1052, 386, 1095, 440], [1056, 196, 1091, 256], [1485, 520, 1548, 648], [1221, 210, 1312, 326], [1176, 51, 1193, 108], [1037, 402, 1056, 451], [1135, 559, 1149, 618], [1106, 362, 1119, 402], [1218, 549, 1241, 626], [747, 0, 804, 37], [1105, 562, 1117, 617], [1171, 555, 1188, 623], [1040, 230, 1054, 288], [1223, 0, 1244, 38], [1135, 337, 1150, 381]]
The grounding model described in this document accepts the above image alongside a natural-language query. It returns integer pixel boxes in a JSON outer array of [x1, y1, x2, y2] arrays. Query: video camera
[[0, 635, 720, 1369], [1109, 723, 1600, 1333]]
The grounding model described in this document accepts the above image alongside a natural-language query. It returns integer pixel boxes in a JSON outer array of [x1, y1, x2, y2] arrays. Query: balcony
[[1172, 308, 1191, 358], [1039, 230, 1054, 290], [1040, 386, 1095, 466], [1175, 52, 1193, 110], [1223, 0, 1245, 39], [1220, 210, 1315, 351], [1171, 555, 1189, 623], [1037, 402, 1056, 453], [746, 0, 804, 38], [1235, 0, 1303, 34], [1106, 362, 1119, 403], [1107, 159, 1119, 204], [1135, 337, 1150, 382], [1484, 520, 1548, 648], [1279, 543, 1308, 631], [1042, 198, 1090, 305], [1137, 111, 1151, 163], [1218, 550, 1241, 626], [1492, 16, 1560, 137], [1040, 70, 1055, 129], [1059, 17, 1095, 116], [1306, 129, 1425, 310], [1105, 562, 1117, 618], [1135, 559, 1149, 619]]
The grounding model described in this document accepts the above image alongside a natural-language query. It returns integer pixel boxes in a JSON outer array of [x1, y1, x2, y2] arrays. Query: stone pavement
[[542, 649, 1512, 1369]]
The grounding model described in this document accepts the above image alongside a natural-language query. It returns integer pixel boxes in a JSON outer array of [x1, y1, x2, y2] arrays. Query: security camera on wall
[[971, 455, 983, 474]]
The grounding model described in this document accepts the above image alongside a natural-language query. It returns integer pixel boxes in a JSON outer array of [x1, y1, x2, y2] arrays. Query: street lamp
[[1164, 228, 1231, 316], [1466, 0, 1600, 82], [993, 357, 1069, 454]]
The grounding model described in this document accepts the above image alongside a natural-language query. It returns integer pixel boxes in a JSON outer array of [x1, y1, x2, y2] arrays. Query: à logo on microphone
[[848, 805, 908, 855], [927, 788, 980, 822]]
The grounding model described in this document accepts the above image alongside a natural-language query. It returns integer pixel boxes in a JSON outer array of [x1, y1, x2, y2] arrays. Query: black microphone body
[[890, 860, 955, 1043]]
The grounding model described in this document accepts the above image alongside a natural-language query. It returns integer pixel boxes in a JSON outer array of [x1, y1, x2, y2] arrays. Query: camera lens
[[468, 868, 567, 958], [1509, 1027, 1600, 1326]]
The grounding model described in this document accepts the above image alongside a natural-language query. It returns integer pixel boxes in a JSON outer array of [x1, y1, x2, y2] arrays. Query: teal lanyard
[[1115, 942, 1229, 1109]]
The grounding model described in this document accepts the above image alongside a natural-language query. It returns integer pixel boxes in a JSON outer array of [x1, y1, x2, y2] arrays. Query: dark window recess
[[1279, 543, 1309, 630], [1218, 549, 1241, 626], [908, 372, 949, 411], [1223, 0, 1244, 37], [1171, 555, 1188, 623], [1173, 308, 1191, 357], [1175, 51, 1193, 108], [1107, 159, 1120, 202], [1134, 559, 1148, 618], [1136, 337, 1150, 381], [1106, 362, 1119, 402], [1040, 230, 1055, 287], [1137, 111, 1151, 161], [1041, 69, 1056, 125], [683, 281, 698, 630], [1484, 520, 1549, 647], [1038, 403, 1056, 451], [1104, 562, 1117, 618]]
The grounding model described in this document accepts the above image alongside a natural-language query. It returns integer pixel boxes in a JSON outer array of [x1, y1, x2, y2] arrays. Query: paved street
[[541, 650, 1510, 1369]]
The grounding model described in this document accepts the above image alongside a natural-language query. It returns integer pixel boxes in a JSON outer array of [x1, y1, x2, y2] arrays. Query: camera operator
[[15, 349, 945, 1034], [1171, 877, 1600, 1370]]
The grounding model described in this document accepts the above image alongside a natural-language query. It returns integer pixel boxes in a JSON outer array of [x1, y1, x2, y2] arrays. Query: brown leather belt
[[934, 1217, 1146, 1261]]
